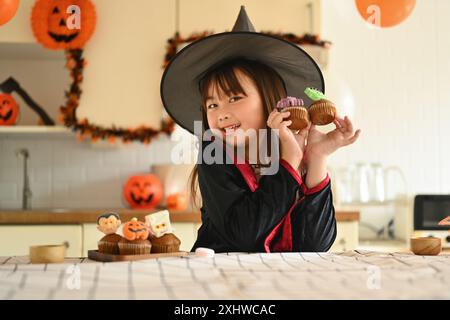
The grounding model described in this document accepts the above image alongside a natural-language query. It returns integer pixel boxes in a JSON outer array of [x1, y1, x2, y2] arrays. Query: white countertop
[[1, 250, 449, 300]]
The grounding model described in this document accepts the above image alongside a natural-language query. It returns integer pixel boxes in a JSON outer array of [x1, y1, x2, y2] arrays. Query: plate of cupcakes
[[88, 210, 188, 262]]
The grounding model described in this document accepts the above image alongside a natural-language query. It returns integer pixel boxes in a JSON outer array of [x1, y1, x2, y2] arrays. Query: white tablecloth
[[1, 250, 449, 299]]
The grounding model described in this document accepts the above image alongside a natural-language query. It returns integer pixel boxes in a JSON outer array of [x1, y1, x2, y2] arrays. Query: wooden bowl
[[410, 237, 441, 256], [29, 244, 66, 264]]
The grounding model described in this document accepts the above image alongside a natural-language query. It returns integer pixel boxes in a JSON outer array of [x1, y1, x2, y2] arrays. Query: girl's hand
[[438, 216, 450, 232], [267, 109, 306, 169], [306, 115, 361, 159]]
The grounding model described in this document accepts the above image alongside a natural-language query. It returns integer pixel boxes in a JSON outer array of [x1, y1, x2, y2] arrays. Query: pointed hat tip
[[232, 5, 256, 32]]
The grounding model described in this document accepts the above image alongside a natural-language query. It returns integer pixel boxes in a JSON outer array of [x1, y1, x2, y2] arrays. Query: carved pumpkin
[[0, 93, 19, 126], [166, 193, 188, 212], [123, 174, 163, 209], [122, 218, 149, 241], [31, 0, 96, 50]]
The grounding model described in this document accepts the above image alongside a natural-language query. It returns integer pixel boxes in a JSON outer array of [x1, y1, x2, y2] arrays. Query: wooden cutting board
[[87, 250, 188, 262]]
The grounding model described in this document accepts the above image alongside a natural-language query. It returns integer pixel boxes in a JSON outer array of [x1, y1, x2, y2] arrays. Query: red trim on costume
[[263, 195, 305, 253], [280, 159, 302, 186], [301, 173, 330, 195], [223, 140, 259, 192], [235, 163, 259, 192]]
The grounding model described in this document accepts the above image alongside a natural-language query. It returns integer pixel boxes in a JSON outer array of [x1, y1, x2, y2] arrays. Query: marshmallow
[[195, 247, 215, 257]]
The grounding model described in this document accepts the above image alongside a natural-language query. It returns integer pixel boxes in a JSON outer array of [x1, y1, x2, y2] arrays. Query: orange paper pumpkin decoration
[[122, 218, 149, 241], [31, 0, 96, 50], [123, 174, 163, 209], [0, 0, 20, 26], [0, 93, 19, 126], [355, 0, 416, 28], [166, 193, 189, 212]]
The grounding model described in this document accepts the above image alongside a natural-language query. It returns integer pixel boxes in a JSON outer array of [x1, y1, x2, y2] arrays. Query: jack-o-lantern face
[[123, 175, 163, 209], [0, 94, 19, 126], [122, 218, 149, 241], [31, 0, 96, 50]]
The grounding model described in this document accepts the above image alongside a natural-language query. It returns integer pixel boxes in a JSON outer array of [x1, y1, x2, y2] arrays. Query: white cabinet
[[0, 220, 355, 257], [0, 225, 82, 257], [329, 221, 359, 252], [179, 0, 321, 35]]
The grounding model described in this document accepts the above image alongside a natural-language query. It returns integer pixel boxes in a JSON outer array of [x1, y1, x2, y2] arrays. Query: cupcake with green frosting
[[305, 87, 336, 125]]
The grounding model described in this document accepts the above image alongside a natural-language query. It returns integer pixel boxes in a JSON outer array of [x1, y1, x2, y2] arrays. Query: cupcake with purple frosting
[[276, 96, 310, 130]]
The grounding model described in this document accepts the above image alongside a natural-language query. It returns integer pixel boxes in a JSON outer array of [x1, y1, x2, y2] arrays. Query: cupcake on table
[[97, 212, 123, 254], [118, 218, 151, 255], [145, 210, 181, 253]]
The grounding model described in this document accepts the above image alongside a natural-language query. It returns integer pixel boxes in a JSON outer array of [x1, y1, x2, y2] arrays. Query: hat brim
[[160, 31, 324, 135]]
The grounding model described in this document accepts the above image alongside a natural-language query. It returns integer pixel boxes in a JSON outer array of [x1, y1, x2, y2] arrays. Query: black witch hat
[[160, 6, 324, 135]]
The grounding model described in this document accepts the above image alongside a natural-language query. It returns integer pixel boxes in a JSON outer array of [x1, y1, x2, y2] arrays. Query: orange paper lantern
[[123, 175, 163, 210], [31, 0, 96, 50], [355, 0, 416, 28], [0, 93, 20, 126], [0, 0, 19, 26]]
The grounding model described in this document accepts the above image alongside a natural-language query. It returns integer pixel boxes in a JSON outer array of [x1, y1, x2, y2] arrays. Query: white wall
[[322, 0, 450, 195]]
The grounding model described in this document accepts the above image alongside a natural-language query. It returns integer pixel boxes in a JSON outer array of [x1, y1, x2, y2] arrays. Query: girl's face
[[204, 69, 266, 148]]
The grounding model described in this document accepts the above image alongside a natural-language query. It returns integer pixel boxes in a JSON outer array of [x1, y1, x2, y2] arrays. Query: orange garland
[[164, 31, 331, 68], [60, 49, 175, 144]]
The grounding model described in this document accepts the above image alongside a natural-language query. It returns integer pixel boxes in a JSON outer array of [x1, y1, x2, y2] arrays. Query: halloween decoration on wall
[[31, 0, 96, 50], [123, 174, 163, 210], [0, 0, 20, 26], [0, 77, 55, 125], [0, 93, 20, 126], [145, 210, 174, 238], [164, 32, 331, 69], [122, 218, 150, 241], [59, 48, 174, 144], [165, 192, 188, 212], [355, 0, 416, 28]]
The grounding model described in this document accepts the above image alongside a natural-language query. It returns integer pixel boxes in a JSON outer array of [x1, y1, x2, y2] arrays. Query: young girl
[[160, 7, 360, 253]]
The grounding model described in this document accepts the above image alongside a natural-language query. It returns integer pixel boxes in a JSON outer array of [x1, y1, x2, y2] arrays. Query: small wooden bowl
[[410, 237, 441, 256], [29, 244, 66, 264]]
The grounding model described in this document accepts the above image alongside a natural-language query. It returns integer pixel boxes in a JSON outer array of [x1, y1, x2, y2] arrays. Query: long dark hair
[[189, 58, 288, 209]]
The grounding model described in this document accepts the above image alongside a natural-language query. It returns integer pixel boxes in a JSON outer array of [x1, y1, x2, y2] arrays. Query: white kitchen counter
[[1, 250, 449, 300]]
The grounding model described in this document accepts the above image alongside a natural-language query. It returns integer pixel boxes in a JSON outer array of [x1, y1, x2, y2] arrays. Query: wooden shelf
[[0, 208, 202, 225], [0, 126, 72, 134], [0, 208, 359, 225], [0, 42, 65, 60]]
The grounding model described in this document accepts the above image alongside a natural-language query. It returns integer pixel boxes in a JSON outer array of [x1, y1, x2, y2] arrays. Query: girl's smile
[[205, 68, 265, 147]]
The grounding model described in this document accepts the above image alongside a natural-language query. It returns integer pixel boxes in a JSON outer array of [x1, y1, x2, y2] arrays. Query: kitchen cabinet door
[[329, 221, 359, 252], [179, 0, 321, 35], [0, 225, 82, 257]]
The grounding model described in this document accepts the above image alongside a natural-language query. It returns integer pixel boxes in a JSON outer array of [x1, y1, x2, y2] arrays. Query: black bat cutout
[[0, 77, 55, 125]]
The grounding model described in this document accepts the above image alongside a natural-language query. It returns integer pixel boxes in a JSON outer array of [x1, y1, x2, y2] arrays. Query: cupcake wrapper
[[283, 106, 310, 130], [309, 100, 336, 125], [98, 241, 120, 255], [118, 242, 151, 255], [151, 244, 180, 254]]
